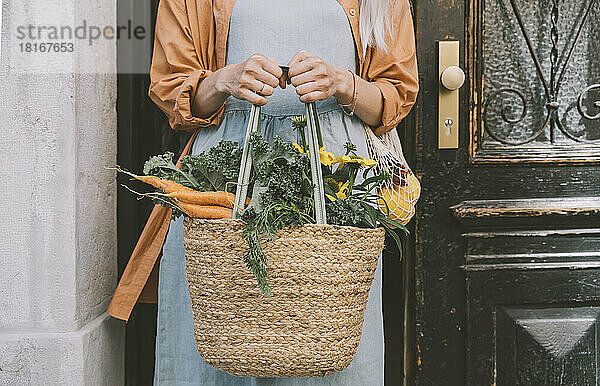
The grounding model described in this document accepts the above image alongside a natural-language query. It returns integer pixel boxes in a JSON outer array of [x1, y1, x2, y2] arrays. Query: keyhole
[[444, 118, 453, 136]]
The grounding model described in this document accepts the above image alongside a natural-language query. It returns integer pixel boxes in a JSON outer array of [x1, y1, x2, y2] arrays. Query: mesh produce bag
[[364, 126, 420, 225]]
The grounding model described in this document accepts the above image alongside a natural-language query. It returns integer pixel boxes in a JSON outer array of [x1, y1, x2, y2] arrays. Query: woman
[[112, 0, 418, 384]]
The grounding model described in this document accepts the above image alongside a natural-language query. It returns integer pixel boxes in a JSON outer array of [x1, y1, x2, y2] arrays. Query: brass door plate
[[438, 41, 460, 149]]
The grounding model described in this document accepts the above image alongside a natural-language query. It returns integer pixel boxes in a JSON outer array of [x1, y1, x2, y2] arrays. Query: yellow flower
[[325, 179, 350, 201], [333, 155, 377, 168], [292, 143, 305, 153], [294, 143, 336, 166], [291, 115, 307, 130], [319, 146, 335, 166], [359, 158, 377, 168], [336, 181, 350, 199], [332, 155, 353, 165]]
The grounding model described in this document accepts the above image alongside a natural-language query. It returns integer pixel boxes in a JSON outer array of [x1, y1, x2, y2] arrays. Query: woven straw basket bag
[[183, 219, 385, 377], [182, 102, 387, 377]]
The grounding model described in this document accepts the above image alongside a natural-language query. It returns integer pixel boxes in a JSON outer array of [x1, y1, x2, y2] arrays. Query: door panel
[[496, 306, 599, 385], [413, 0, 600, 384], [453, 198, 600, 384], [470, 0, 600, 162]]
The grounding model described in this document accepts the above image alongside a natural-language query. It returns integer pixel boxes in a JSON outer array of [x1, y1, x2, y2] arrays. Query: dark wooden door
[[410, 0, 600, 385]]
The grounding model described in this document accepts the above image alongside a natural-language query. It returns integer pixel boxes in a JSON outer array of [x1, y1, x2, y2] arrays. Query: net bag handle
[[232, 102, 327, 225]]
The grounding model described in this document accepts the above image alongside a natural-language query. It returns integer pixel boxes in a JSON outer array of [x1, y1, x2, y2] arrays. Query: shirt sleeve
[[148, 0, 225, 131], [366, 0, 419, 135]]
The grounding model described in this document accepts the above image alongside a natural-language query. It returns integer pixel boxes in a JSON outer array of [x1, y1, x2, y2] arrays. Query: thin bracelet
[[349, 76, 359, 115], [338, 70, 355, 107], [339, 70, 359, 117]]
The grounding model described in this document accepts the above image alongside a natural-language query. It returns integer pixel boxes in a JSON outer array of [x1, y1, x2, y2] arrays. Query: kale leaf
[[180, 140, 242, 193], [143, 151, 199, 189]]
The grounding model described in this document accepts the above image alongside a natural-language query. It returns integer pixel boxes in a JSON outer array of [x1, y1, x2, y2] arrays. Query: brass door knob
[[440, 66, 465, 91]]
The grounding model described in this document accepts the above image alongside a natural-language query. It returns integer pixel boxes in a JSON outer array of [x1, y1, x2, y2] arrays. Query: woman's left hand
[[287, 50, 353, 104]]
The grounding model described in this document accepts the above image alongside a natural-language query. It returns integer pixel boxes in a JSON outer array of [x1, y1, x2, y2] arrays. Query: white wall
[[0, 0, 123, 384]]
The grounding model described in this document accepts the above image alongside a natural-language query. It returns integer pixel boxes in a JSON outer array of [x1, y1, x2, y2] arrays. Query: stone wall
[[0, 0, 124, 384]]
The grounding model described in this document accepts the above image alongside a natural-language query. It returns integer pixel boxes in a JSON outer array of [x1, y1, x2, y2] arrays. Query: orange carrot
[[176, 202, 233, 219], [160, 180, 196, 194], [133, 175, 195, 194], [111, 166, 196, 194], [165, 190, 236, 208], [129, 175, 169, 191], [111, 167, 249, 211]]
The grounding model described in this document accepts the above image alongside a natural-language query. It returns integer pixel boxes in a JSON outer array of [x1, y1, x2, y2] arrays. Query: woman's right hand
[[218, 53, 284, 106]]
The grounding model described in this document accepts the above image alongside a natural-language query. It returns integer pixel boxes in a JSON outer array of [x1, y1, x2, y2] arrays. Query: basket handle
[[232, 104, 260, 219], [305, 102, 327, 224], [232, 102, 327, 225]]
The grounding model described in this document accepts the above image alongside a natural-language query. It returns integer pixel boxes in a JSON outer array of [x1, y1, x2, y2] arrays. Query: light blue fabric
[[154, 0, 384, 385]]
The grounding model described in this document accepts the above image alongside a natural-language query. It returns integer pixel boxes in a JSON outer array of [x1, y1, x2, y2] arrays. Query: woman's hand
[[216, 53, 284, 106], [287, 50, 354, 104]]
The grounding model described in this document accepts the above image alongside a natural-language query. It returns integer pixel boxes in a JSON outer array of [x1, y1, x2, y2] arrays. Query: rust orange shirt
[[108, 0, 418, 321]]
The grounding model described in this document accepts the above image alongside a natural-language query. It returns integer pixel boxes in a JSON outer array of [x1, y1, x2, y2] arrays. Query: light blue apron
[[154, 1, 384, 384]]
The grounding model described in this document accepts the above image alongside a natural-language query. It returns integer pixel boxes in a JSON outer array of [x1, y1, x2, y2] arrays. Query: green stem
[[361, 180, 381, 201], [163, 164, 200, 189], [308, 102, 324, 148], [300, 126, 307, 152]]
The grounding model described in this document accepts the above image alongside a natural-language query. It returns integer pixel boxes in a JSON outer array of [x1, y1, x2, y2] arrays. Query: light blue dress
[[154, 0, 384, 385]]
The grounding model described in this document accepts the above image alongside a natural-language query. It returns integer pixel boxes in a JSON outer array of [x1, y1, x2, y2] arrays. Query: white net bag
[[364, 125, 421, 226]]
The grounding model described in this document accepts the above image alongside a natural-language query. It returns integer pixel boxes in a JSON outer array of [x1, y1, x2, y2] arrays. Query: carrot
[[176, 201, 233, 219], [159, 179, 196, 194], [110, 167, 195, 194], [133, 175, 195, 194], [165, 190, 236, 209], [110, 167, 249, 211], [126, 174, 166, 190]]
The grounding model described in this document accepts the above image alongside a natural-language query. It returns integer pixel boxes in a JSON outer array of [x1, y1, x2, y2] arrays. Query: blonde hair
[[359, 0, 401, 55]]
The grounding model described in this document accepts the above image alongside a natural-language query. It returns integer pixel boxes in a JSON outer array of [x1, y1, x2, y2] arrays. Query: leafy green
[[143, 152, 199, 189], [326, 195, 408, 253], [241, 133, 314, 295], [316, 140, 408, 255], [140, 141, 242, 219], [180, 141, 242, 193], [326, 198, 367, 227]]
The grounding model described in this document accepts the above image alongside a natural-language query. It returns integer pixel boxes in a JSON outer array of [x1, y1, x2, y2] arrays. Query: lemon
[[377, 173, 421, 225]]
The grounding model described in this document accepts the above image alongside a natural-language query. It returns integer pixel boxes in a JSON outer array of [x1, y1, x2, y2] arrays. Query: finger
[[288, 57, 317, 78], [289, 68, 324, 87], [268, 57, 286, 89], [253, 68, 280, 88], [258, 83, 275, 97], [239, 87, 268, 106], [299, 91, 326, 104], [246, 78, 275, 96], [294, 81, 321, 97], [287, 50, 311, 68], [260, 57, 283, 80]]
